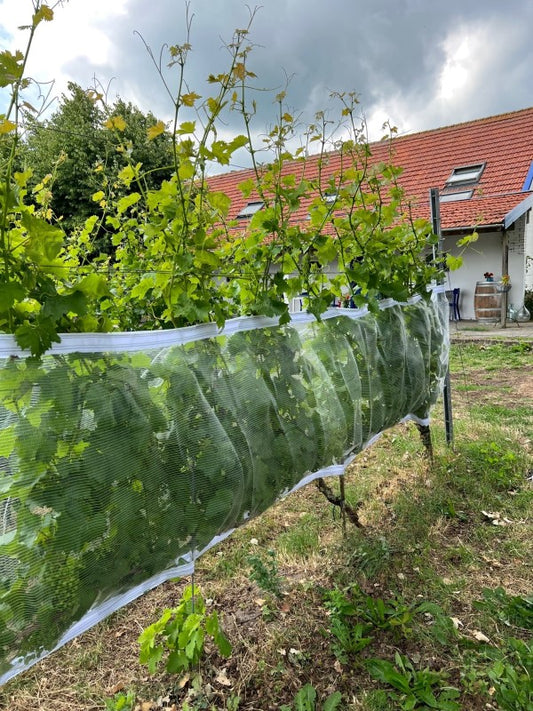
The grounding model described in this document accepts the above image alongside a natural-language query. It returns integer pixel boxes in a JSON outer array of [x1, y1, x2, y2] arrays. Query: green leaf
[[0, 49, 24, 87], [446, 254, 463, 271], [0, 281, 25, 311], [323, 691, 342, 711], [33, 4, 54, 26], [147, 120, 166, 140], [75, 273, 110, 298], [0, 530, 16, 546], [104, 115, 126, 132], [181, 92, 201, 107], [0, 426, 15, 458], [117, 193, 141, 214], [42, 291, 87, 319], [215, 630, 232, 658], [238, 178, 254, 198], [0, 119, 16, 134], [14, 320, 61, 356], [294, 683, 316, 711], [20, 212, 64, 262], [177, 121, 196, 135]]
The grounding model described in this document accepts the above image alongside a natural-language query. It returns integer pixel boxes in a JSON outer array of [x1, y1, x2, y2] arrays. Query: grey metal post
[[430, 187, 454, 446]]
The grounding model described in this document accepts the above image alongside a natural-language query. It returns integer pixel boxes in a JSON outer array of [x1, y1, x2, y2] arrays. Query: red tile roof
[[208, 107, 533, 232]]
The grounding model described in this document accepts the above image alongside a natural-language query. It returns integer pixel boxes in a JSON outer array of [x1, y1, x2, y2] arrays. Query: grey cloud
[[60, 0, 533, 145]]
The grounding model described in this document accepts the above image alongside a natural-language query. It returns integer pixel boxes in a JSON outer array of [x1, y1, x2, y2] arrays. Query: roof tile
[[208, 106, 533, 231]]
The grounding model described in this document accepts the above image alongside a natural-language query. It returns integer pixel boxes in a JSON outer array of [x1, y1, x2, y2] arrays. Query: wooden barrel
[[474, 281, 501, 322]]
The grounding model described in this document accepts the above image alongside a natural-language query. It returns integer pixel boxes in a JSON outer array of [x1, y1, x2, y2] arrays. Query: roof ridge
[[385, 106, 533, 145]]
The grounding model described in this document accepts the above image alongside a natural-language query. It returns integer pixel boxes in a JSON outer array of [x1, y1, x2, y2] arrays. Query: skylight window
[[440, 190, 473, 203], [236, 201, 264, 219], [446, 163, 485, 186]]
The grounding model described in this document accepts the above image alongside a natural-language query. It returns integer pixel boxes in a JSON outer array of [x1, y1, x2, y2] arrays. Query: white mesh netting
[[0, 289, 448, 683]]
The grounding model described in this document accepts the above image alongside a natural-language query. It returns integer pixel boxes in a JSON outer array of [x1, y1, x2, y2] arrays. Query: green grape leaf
[[0, 281, 25, 311]]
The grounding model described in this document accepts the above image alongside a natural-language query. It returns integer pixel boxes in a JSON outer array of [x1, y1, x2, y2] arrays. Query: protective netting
[[0, 289, 448, 684]]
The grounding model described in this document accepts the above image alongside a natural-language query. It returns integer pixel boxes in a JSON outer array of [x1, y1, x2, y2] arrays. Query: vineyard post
[[430, 187, 453, 447]]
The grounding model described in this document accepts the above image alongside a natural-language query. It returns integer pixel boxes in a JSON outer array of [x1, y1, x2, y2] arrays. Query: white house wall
[[442, 230, 503, 320]]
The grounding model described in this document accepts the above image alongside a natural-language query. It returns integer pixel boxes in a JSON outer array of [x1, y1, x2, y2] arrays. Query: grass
[[1, 340, 531, 710]]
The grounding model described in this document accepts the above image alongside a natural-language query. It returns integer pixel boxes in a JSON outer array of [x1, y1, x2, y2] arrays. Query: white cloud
[[0, 0, 129, 112], [438, 26, 485, 102]]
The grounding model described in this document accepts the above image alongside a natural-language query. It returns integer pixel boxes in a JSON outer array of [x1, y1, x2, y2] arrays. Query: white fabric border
[[0, 287, 445, 358]]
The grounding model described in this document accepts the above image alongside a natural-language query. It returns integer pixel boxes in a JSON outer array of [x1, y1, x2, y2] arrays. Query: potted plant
[[496, 274, 511, 292], [484, 271, 494, 282]]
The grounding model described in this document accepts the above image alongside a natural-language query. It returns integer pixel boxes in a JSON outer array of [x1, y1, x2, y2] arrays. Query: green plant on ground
[[277, 514, 320, 558], [464, 638, 533, 711], [360, 689, 389, 710], [104, 689, 136, 711], [324, 585, 456, 662], [366, 652, 460, 710], [473, 587, 533, 631], [323, 587, 374, 662], [247, 549, 284, 599], [485, 638, 533, 711], [138, 584, 231, 676], [280, 683, 342, 711], [358, 591, 414, 637], [225, 694, 241, 710]]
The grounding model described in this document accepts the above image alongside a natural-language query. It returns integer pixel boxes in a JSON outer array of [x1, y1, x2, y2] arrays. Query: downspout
[[500, 227, 508, 329]]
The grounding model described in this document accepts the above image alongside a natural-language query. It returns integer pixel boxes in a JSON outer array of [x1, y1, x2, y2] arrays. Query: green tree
[[24, 84, 174, 244], [24, 82, 106, 229]]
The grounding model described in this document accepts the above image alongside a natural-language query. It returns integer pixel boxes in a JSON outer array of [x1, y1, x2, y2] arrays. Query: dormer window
[[440, 190, 473, 203], [446, 163, 485, 187], [236, 201, 264, 219]]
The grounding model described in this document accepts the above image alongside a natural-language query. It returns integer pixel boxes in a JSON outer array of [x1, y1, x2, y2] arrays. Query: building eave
[[442, 223, 503, 235], [503, 193, 533, 229]]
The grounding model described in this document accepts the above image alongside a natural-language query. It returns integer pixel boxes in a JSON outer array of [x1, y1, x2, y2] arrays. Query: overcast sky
[[1, 0, 532, 166]]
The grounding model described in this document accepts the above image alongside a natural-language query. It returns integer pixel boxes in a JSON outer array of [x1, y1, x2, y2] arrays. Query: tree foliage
[[23, 83, 174, 243]]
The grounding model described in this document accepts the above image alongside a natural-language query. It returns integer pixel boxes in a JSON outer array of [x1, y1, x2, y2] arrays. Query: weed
[[466, 638, 533, 711], [473, 587, 533, 631], [361, 689, 389, 710], [280, 683, 342, 711], [366, 652, 460, 710], [323, 587, 374, 662], [138, 584, 231, 676], [247, 549, 284, 598], [361, 593, 414, 636], [349, 537, 392, 577], [415, 601, 458, 646], [324, 585, 456, 660], [486, 638, 533, 711], [226, 694, 241, 710], [104, 689, 136, 711]]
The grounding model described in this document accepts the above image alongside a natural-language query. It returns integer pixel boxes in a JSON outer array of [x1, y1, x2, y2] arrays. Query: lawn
[[1, 341, 531, 710]]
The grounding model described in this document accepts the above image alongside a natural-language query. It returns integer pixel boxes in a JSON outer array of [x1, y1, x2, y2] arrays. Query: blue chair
[[447, 288, 461, 321]]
